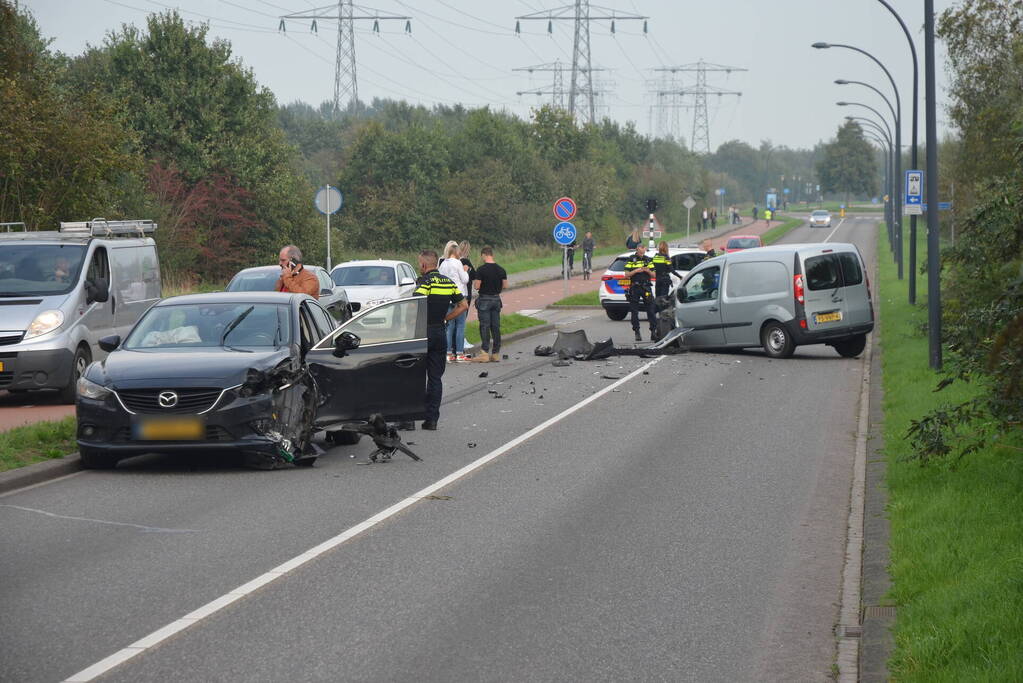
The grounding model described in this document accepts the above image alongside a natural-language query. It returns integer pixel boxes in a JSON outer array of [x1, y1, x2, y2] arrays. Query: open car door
[[306, 297, 428, 426]]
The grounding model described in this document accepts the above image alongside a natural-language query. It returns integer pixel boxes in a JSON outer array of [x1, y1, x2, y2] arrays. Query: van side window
[[725, 261, 788, 298], [112, 246, 145, 303], [837, 253, 863, 286], [141, 246, 160, 299], [682, 267, 720, 302], [805, 254, 841, 290]]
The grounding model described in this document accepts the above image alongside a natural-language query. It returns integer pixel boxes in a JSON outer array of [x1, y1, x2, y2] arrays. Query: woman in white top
[[439, 240, 470, 361]]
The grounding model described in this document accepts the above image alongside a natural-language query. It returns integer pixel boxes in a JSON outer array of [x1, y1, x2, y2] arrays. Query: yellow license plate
[[619, 279, 631, 287], [815, 311, 843, 323], [135, 417, 204, 441], [0, 360, 4, 372]]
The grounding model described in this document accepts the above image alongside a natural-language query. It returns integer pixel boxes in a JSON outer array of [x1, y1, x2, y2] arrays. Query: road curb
[[0, 452, 82, 496], [834, 309, 875, 681], [496, 322, 555, 345], [546, 304, 602, 310]]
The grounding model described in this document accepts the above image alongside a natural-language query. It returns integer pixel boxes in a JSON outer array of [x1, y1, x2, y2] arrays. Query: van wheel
[[606, 309, 628, 321], [761, 322, 795, 359], [79, 447, 119, 469], [833, 334, 867, 358], [59, 345, 92, 404]]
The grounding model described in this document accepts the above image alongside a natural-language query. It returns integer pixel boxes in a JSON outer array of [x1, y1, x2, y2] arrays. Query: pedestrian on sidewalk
[[414, 249, 467, 430], [471, 246, 507, 363], [581, 231, 595, 279], [711, 209, 717, 229], [459, 240, 476, 352], [752, 204, 759, 221], [764, 207, 773, 225], [439, 240, 470, 362], [702, 208, 709, 230]]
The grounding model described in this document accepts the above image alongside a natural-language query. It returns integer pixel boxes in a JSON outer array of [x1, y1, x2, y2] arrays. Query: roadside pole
[[552, 196, 578, 304], [683, 196, 696, 243], [314, 185, 343, 271]]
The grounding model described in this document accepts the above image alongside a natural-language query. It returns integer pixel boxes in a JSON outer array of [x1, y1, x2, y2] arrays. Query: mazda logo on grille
[[158, 391, 179, 408]]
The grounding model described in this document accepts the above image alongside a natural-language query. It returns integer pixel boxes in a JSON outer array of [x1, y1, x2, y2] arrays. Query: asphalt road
[[0, 215, 878, 682]]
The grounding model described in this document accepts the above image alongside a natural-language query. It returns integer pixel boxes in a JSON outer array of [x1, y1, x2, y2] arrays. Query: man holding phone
[[274, 244, 320, 299]]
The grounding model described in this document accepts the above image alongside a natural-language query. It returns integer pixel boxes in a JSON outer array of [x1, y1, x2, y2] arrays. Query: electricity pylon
[[515, 1, 646, 124], [654, 61, 745, 153], [279, 2, 411, 116], [514, 61, 608, 111]]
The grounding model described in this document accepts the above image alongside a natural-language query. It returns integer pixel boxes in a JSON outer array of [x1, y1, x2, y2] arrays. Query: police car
[[598, 246, 708, 320]]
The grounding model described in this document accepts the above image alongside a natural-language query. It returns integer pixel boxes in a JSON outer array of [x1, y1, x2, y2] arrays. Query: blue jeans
[[446, 305, 468, 354], [475, 295, 502, 353]]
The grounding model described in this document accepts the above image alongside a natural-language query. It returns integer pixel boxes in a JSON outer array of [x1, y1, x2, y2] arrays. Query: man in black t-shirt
[[471, 246, 508, 363]]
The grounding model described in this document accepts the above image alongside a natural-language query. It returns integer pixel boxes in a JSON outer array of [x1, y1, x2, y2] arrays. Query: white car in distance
[[809, 209, 833, 228], [329, 259, 419, 313]]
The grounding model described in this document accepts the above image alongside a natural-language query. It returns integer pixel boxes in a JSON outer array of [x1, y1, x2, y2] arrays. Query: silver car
[[809, 210, 832, 228], [674, 243, 873, 358]]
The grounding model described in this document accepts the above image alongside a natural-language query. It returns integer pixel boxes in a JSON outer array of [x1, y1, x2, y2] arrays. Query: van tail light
[[793, 274, 805, 304]]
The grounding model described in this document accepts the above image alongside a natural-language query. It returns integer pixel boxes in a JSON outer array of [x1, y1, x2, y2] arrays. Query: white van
[[0, 219, 161, 401], [673, 243, 873, 358]]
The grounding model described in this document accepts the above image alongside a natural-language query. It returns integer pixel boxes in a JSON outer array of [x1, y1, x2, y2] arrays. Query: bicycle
[[582, 250, 593, 280]]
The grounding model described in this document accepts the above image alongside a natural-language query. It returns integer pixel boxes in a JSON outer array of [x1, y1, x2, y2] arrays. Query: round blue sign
[[553, 197, 577, 221], [553, 221, 577, 245]]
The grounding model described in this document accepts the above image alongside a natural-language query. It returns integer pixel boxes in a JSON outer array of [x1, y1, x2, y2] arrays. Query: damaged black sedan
[[75, 292, 428, 469]]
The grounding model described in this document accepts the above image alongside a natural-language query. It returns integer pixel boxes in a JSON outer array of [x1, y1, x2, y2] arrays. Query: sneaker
[[471, 352, 491, 363], [456, 354, 471, 363], [447, 353, 455, 363]]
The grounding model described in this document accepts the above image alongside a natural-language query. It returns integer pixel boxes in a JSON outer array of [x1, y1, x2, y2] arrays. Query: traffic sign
[[652, 230, 662, 239], [683, 196, 696, 210], [553, 196, 577, 221], [905, 169, 923, 208], [783, 188, 790, 195], [715, 188, 724, 196], [315, 185, 343, 215], [553, 221, 577, 245]]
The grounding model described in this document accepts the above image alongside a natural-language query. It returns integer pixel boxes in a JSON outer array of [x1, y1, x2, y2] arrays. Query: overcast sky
[[24, 0, 953, 151]]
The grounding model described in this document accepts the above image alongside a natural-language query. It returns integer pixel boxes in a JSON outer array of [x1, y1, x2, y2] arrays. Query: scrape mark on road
[[0, 504, 199, 534]]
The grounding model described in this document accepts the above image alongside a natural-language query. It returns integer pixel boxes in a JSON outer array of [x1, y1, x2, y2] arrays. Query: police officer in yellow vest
[[414, 250, 467, 430], [624, 243, 657, 342], [651, 240, 682, 299]]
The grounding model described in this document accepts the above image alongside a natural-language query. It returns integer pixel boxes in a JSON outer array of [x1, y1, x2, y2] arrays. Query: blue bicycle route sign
[[553, 196, 577, 221], [553, 221, 577, 245]]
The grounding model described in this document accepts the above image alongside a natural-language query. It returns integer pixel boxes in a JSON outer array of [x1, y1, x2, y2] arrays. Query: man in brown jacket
[[275, 245, 319, 299]]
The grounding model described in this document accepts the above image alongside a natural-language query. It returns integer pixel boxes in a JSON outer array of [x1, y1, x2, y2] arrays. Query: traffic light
[[645, 198, 658, 214]]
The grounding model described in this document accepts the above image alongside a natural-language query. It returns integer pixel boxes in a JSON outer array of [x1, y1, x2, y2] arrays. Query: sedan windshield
[[727, 238, 761, 249], [811, 211, 830, 217], [332, 266, 395, 287], [226, 270, 279, 292], [0, 244, 86, 296], [124, 303, 291, 349]]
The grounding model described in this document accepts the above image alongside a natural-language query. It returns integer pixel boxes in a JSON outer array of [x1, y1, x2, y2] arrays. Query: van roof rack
[[59, 218, 157, 237]]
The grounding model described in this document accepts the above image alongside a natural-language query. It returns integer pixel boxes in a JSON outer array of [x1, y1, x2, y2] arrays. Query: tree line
[[1, 3, 877, 285]]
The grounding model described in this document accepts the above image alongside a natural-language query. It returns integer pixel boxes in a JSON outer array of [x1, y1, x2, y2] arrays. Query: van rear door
[[801, 250, 848, 333], [835, 248, 871, 326]]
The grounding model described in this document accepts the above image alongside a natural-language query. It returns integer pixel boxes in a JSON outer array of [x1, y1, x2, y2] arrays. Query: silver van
[[673, 243, 873, 358], [0, 219, 161, 400]]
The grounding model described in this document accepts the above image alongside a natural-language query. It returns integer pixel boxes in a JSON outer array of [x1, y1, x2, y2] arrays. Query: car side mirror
[[98, 335, 120, 353], [399, 277, 415, 287], [677, 287, 688, 303], [333, 331, 361, 358], [86, 278, 109, 304], [320, 288, 333, 296]]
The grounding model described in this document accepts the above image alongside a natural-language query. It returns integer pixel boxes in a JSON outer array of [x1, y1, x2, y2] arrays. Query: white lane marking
[[0, 504, 199, 533], [64, 355, 665, 682], [823, 217, 847, 243]]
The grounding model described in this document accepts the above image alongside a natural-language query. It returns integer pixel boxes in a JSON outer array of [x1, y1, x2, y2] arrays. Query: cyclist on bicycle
[[581, 231, 595, 279]]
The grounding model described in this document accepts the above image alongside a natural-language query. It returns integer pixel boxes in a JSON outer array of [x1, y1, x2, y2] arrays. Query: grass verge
[[464, 312, 545, 345], [0, 417, 77, 473], [761, 216, 804, 245], [551, 291, 600, 306], [878, 224, 1023, 681]]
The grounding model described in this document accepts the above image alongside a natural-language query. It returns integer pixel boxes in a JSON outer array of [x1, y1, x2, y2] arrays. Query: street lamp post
[[873, 0, 920, 303], [814, 42, 903, 280], [837, 100, 898, 255], [861, 132, 892, 235], [846, 115, 895, 247], [924, 0, 941, 368]]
